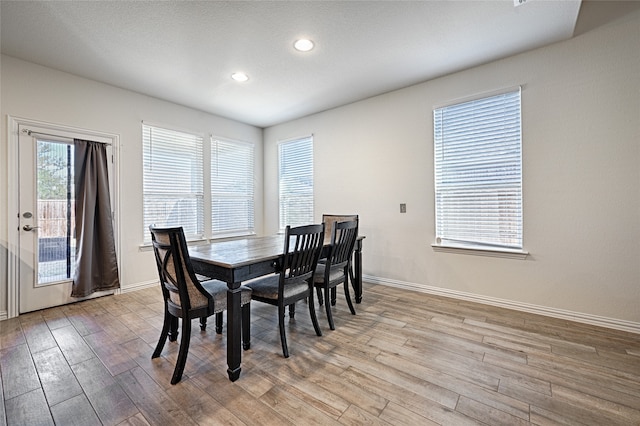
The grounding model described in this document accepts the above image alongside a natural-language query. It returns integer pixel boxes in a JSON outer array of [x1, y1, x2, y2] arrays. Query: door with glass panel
[[17, 126, 116, 313]]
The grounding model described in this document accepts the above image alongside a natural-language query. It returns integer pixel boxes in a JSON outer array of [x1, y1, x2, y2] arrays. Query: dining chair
[[149, 226, 252, 384], [312, 219, 359, 330], [318, 214, 359, 304], [322, 214, 358, 244], [244, 224, 325, 358]]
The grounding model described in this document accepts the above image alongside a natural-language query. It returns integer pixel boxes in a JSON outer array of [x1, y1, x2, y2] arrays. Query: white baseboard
[[363, 275, 640, 335], [119, 279, 158, 294]]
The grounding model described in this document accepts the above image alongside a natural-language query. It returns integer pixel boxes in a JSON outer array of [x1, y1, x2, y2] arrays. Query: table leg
[[227, 283, 242, 381], [352, 239, 363, 303]]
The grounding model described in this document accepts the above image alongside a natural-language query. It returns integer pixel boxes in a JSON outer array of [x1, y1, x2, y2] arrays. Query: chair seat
[[246, 274, 309, 301], [312, 264, 346, 285], [201, 279, 252, 310]]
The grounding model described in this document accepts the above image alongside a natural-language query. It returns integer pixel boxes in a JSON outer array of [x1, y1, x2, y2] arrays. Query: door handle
[[23, 225, 40, 232]]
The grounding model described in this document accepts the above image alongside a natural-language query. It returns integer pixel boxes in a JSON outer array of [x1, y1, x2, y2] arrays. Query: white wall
[[264, 10, 640, 326], [0, 56, 263, 311]]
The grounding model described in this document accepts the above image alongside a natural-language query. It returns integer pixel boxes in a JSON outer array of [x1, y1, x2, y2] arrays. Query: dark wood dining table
[[188, 234, 365, 381]]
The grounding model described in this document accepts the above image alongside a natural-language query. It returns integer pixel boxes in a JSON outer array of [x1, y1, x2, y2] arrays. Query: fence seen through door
[[37, 139, 76, 285]]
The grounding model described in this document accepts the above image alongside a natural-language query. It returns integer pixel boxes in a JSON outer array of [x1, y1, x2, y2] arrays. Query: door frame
[[6, 116, 121, 318]]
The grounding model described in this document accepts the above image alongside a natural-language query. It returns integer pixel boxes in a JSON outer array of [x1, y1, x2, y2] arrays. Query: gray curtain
[[72, 139, 120, 297]]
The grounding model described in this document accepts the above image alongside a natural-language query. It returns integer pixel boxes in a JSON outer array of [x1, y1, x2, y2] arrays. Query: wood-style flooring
[[0, 282, 639, 425]]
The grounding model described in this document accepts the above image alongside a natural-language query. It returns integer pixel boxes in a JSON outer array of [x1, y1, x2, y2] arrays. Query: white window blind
[[142, 124, 204, 243], [211, 137, 255, 237], [434, 89, 522, 250], [279, 136, 314, 229]]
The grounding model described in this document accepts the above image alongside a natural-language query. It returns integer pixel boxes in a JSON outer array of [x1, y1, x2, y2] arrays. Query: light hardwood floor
[[0, 282, 638, 425]]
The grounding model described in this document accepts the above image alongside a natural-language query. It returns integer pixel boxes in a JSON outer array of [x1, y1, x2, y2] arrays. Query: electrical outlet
[[400, 203, 406, 213]]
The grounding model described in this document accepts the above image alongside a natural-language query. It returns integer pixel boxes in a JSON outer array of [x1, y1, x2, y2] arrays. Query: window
[[434, 89, 522, 251], [142, 124, 204, 243], [211, 137, 255, 237], [278, 136, 313, 229]]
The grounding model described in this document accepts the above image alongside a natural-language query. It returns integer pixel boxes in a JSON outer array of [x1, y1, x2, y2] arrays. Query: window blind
[[434, 89, 522, 249], [278, 136, 314, 229], [211, 137, 255, 237], [142, 124, 204, 243]]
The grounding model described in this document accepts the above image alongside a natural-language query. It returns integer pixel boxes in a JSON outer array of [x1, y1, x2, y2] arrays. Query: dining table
[[188, 233, 365, 381]]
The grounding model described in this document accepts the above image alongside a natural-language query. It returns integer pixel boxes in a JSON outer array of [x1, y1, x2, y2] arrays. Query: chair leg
[[331, 287, 337, 306], [343, 280, 356, 315], [152, 311, 172, 358], [242, 303, 251, 350], [308, 290, 322, 337], [200, 317, 207, 331], [215, 312, 223, 334], [278, 304, 289, 358], [316, 287, 324, 305], [171, 317, 191, 385], [289, 303, 296, 318], [168, 316, 179, 342], [324, 287, 335, 330]]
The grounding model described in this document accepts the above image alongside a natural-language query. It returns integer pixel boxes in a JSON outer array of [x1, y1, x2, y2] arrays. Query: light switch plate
[[400, 203, 406, 213]]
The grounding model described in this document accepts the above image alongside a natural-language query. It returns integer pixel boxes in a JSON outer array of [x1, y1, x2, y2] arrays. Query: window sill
[[431, 243, 528, 260]]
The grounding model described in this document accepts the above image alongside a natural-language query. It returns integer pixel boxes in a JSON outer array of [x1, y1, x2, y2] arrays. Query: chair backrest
[[322, 214, 358, 244], [149, 226, 210, 312], [326, 219, 359, 271], [281, 224, 325, 285]]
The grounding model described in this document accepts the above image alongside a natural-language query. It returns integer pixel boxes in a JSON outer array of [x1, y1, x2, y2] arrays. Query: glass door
[[17, 124, 117, 313]]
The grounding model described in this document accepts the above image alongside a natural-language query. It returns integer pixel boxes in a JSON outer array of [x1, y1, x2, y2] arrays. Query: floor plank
[[4, 388, 54, 426], [0, 344, 41, 400], [50, 393, 102, 426], [71, 357, 139, 425], [32, 346, 84, 406]]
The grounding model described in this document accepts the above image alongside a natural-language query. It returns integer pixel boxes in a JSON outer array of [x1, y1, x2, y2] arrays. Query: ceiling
[[1, 1, 587, 128]]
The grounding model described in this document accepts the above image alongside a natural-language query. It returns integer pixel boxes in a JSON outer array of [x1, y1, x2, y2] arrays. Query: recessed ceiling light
[[294, 39, 314, 52], [231, 72, 249, 82]]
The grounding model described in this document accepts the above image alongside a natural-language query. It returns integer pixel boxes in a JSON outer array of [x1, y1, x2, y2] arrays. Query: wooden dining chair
[[312, 219, 359, 330], [244, 224, 325, 358], [149, 226, 252, 384], [318, 214, 359, 304], [322, 214, 358, 244]]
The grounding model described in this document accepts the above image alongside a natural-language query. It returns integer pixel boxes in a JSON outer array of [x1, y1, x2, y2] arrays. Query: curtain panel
[[72, 139, 120, 297]]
